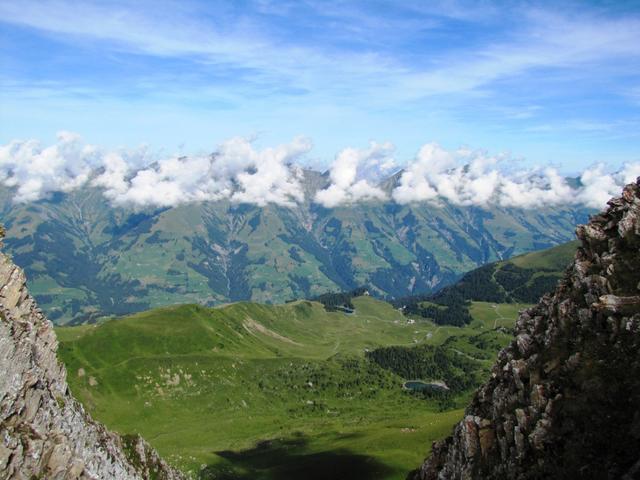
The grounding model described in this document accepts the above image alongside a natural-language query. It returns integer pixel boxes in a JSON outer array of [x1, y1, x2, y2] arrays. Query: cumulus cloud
[[393, 143, 640, 209], [1, 132, 311, 208], [0, 131, 99, 202], [314, 142, 396, 208], [1, 134, 638, 210], [230, 136, 311, 207], [392, 143, 511, 206], [99, 135, 312, 207]]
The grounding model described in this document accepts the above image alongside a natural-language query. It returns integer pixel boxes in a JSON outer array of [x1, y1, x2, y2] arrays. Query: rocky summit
[[413, 180, 640, 479], [0, 228, 184, 480]]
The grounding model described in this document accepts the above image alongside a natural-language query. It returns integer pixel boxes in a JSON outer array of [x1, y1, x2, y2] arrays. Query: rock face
[[414, 180, 640, 480], [0, 231, 185, 479]]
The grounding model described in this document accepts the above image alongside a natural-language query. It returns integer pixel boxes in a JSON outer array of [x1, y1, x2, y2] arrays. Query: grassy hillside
[[56, 296, 527, 479], [396, 241, 577, 325], [508, 240, 578, 270], [459, 240, 577, 302]]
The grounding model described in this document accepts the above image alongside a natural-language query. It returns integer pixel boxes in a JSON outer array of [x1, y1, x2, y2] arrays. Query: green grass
[[468, 302, 530, 330], [508, 240, 578, 270], [56, 296, 527, 479]]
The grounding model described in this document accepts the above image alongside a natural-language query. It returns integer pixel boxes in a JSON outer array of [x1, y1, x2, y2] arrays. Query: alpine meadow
[[1, 2, 639, 480]]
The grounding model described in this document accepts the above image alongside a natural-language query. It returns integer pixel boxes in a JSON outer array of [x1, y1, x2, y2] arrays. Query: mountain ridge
[[412, 180, 640, 478], [1, 182, 590, 324], [0, 228, 184, 479], [394, 241, 576, 327]]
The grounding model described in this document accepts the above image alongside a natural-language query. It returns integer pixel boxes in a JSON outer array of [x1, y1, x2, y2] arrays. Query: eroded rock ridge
[[414, 180, 640, 479], [0, 229, 185, 480]]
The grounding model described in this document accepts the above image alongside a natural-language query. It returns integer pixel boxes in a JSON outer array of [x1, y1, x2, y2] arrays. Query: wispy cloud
[[1, 1, 639, 169], [394, 10, 640, 99], [2, 1, 639, 101], [0, 0, 397, 99]]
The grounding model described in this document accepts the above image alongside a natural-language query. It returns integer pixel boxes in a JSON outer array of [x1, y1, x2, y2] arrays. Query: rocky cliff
[[0, 228, 185, 480], [414, 180, 640, 479]]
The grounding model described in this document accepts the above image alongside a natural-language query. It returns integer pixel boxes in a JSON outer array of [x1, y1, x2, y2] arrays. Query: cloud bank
[[1, 133, 311, 207], [0, 133, 637, 210], [314, 142, 396, 208], [391, 143, 638, 209]]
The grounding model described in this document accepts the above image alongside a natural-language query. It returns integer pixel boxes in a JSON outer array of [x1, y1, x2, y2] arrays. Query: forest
[[311, 287, 369, 312], [394, 250, 567, 325], [366, 342, 479, 394]]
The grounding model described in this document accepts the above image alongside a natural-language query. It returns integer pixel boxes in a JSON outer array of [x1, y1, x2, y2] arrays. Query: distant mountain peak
[[0, 180, 591, 324]]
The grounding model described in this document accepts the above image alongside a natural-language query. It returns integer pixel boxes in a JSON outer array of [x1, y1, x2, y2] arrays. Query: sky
[[1, 0, 640, 170], [1, 1, 640, 209]]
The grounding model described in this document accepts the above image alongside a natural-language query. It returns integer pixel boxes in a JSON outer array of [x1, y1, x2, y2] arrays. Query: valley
[[56, 296, 528, 479], [3, 4, 639, 478]]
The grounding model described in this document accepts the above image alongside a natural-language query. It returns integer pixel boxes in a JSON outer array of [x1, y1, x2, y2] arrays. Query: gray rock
[[414, 178, 640, 480], [0, 235, 185, 480]]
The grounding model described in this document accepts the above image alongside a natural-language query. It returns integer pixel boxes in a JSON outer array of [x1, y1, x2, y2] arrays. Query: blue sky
[[1, 0, 640, 172]]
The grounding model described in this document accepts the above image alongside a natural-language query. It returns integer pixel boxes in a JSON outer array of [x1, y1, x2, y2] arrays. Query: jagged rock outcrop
[[0, 230, 185, 480], [414, 180, 640, 480]]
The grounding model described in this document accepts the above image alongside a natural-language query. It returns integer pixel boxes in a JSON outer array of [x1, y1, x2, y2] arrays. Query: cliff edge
[[0, 227, 185, 480], [414, 180, 640, 479]]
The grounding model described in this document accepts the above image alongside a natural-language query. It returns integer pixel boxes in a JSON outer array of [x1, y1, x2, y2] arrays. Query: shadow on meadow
[[199, 433, 394, 480]]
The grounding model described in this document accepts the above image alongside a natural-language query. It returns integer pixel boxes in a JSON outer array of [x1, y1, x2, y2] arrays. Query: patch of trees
[[311, 287, 368, 312], [394, 288, 474, 327], [446, 264, 507, 303], [365, 343, 478, 393], [510, 274, 562, 303], [393, 256, 568, 326], [410, 300, 471, 327], [393, 264, 507, 326], [440, 262, 563, 305]]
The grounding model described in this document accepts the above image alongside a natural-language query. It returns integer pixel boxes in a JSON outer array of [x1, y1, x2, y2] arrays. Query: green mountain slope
[[397, 241, 577, 325], [56, 296, 524, 479], [434, 240, 578, 304], [1, 180, 588, 323]]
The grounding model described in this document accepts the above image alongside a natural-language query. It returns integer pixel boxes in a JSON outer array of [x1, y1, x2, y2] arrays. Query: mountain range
[[0, 171, 590, 324], [2, 174, 638, 480]]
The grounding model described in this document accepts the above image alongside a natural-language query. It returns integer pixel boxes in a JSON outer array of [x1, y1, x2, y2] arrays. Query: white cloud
[[392, 144, 508, 206], [0, 131, 98, 202], [392, 143, 454, 204], [0, 132, 311, 208], [576, 164, 640, 209], [314, 142, 395, 208], [498, 168, 575, 209], [1, 134, 638, 210], [395, 10, 640, 100], [230, 136, 311, 207], [3, 1, 638, 106], [393, 143, 640, 209], [98, 135, 312, 207]]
